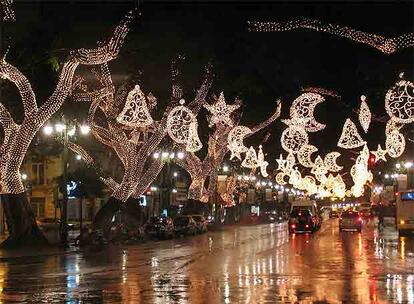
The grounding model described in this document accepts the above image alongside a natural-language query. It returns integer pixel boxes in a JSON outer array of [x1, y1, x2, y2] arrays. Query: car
[[260, 211, 284, 223], [37, 218, 74, 232], [359, 208, 372, 219], [288, 209, 316, 233], [145, 216, 175, 239], [339, 210, 363, 232], [329, 210, 339, 218], [191, 215, 208, 233], [174, 215, 198, 236]]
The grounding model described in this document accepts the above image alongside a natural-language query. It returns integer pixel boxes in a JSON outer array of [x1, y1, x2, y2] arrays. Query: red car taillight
[[358, 217, 363, 222], [305, 224, 309, 228], [291, 224, 296, 229]]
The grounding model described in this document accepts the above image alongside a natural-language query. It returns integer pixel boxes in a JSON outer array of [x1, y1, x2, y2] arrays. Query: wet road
[[0, 219, 413, 303]]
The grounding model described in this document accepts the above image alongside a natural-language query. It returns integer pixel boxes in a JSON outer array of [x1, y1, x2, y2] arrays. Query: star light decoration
[[385, 77, 414, 124], [116, 85, 154, 128], [204, 92, 240, 127], [337, 118, 366, 149], [372, 144, 387, 162], [248, 18, 414, 54], [227, 125, 251, 160], [358, 95, 371, 133]]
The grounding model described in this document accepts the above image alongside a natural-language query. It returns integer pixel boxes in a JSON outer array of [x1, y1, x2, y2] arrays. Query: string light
[[337, 118, 366, 149], [385, 78, 414, 124], [0, 0, 15, 21], [358, 95, 371, 133], [248, 18, 414, 54]]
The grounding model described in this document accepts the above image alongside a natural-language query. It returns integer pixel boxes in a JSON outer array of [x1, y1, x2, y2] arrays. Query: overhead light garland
[[248, 18, 414, 54], [358, 95, 371, 133], [337, 118, 366, 149]]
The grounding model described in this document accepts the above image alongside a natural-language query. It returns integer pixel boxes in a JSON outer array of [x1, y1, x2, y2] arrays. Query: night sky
[[4, 1, 414, 175]]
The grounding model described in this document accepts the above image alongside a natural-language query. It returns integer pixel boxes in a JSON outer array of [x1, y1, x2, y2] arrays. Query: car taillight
[[291, 224, 296, 229], [358, 217, 363, 222], [305, 224, 309, 228]]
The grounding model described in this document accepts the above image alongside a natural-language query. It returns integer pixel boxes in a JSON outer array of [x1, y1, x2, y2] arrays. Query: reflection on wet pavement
[[0, 219, 413, 303]]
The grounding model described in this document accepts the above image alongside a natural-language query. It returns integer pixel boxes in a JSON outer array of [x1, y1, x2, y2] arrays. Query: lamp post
[[43, 119, 90, 245], [153, 150, 185, 216]]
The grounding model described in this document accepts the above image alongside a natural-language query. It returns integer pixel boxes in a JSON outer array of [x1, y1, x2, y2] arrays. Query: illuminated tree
[[0, 11, 134, 247], [70, 59, 212, 233], [174, 95, 281, 204]]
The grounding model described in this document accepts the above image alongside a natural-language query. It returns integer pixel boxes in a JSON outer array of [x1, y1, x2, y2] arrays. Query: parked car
[[191, 215, 208, 233], [174, 215, 198, 236], [329, 210, 339, 218], [145, 216, 175, 239], [288, 209, 316, 233], [339, 210, 363, 232], [260, 211, 284, 223]]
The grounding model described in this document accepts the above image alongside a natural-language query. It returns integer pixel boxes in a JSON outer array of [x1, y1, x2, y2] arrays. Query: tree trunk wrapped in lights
[[71, 59, 213, 233], [175, 95, 281, 204], [0, 10, 135, 247]]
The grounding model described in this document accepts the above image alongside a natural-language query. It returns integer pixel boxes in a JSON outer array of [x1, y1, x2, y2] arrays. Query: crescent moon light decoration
[[281, 125, 309, 154], [227, 125, 252, 161], [275, 172, 287, 186], [288, 92, 326, 132], [324, 152, 343, 172], [297, 144, 318, 168]]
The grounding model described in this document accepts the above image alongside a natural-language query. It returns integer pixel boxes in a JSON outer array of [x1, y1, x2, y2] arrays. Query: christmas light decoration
[[311, 156, 328, 182], [385, 118, 403, 135], [386, 130, 405, 158], [281, 125, 309, 154], [297, 144, 318, 168], [385, 78, 414, 124], [185, 120, 202, 153], [241, 146, 259, 169], [248, 18, 414, 54], [358, 95, 371, 133], [285, 92, 325, 132], [324, 152, 343, 172], [116, 85, 154, 128], [257, 145, 269, 177], [0, 0, 15, 21], [337, 118, 366, 149], [203, 92, 240, 127], [0, 10, 135, 245], [372, 144, 387, 162], [227, 125, 251, 161], [275, 172, 287, 186], [166, 99, 196, 144]]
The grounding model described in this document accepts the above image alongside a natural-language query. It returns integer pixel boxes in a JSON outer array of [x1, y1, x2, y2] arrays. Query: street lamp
[[42, 120, 90, 246]]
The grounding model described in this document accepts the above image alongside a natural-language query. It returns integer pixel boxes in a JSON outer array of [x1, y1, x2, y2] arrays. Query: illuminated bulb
[[404, 162, 413, 169], [243, 176, 249, 181], [396, 163, 401, 169], [55, 123, 66, 133], [261, 181, 267, 186], [43, 126, 53, 135], [267, 181, 272, 186], [173, 172, 178, 177], [161, 152, 169, 158], [223, 165, 229, 172], [177, 152, 185, 159], [169, 152, 175, 159], [67, 127, 76, 137], [172, 188, 178, 193], [21, 173, 28, 180], [384, 174, 390, 179], [80, 125, 90, 135], [153, 152, 160, 159], [150, 186, 157, 191], [76, 154, 82, 160], [251, 176, 257, 181]]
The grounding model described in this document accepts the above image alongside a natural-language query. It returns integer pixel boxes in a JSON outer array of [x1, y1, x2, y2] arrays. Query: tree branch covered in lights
[[71, 57, 213, 232], [174, 97, 281, 203], [0, 10, 135, 247], [248, 18, 414, 54]]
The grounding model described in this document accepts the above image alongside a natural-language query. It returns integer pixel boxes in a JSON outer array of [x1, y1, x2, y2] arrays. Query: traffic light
[[368, 153, 376, 169]]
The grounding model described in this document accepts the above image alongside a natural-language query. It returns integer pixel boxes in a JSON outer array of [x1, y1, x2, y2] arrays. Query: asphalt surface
[[0, 218, 413, 303]]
